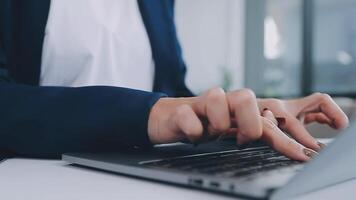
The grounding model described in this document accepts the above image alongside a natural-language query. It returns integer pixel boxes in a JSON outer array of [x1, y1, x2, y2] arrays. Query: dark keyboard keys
[[142, 146, 301, 178]]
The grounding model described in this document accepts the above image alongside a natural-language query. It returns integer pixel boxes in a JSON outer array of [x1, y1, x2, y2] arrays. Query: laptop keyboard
[[141, 146, 302, 178]]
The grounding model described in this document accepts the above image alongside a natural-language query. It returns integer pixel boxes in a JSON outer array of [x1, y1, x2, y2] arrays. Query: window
[[263, 0, 302, 97], [245, 0, 356, 98], [313, 0, 356, 95]]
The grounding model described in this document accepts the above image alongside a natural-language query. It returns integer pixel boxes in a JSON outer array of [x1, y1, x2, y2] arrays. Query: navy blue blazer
[[0, 0, 193, 158]]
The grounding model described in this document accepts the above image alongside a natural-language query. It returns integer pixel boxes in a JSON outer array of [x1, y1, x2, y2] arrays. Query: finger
[[205, 88, 231, 135], [172, 105, 204, 142], [284, 117, 321, 151], [261, 115, 317, 161], [292, 93, 349, 129], [304, 112, 333, 125], [262, 109, 278, 126], [227, 89, 263, 142]]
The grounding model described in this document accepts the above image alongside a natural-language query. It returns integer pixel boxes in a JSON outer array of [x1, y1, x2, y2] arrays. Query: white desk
[[0, 158, 355, 200]]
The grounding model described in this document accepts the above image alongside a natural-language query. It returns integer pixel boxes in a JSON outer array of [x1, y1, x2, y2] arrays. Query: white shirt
[[40, 0, 154, 91]]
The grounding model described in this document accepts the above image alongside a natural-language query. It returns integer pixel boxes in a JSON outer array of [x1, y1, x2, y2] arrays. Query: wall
[[175, 0, 245, 94]]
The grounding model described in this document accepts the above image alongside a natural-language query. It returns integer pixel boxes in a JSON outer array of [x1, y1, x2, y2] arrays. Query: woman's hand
[[257, 93, 349, 151], [148, 88, 349, 161]]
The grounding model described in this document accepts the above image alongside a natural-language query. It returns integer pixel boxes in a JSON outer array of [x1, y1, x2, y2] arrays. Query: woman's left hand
[[257, 93, 349, 151]]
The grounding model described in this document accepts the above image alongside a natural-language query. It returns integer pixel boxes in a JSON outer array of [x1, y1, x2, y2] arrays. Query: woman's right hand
[[147, 88, 348, 161]]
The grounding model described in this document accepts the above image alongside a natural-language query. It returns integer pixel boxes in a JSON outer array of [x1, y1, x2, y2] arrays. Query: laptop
[[62, 123, 356, 200]]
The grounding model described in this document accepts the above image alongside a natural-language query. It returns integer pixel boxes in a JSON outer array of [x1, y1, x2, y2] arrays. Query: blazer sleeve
[[0, 44, 166, 159]]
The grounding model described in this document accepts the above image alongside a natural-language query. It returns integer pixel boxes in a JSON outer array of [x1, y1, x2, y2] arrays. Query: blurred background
[[175, 0, 356, 137], [175, 0, 356, 97]]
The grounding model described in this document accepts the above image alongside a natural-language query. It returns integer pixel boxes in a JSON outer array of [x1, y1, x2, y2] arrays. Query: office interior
[[1, 1, 356, 200], [176, 0, 356, 138]]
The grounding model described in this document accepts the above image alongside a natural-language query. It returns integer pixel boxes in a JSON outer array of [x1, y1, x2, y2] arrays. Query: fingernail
[[303, 148, 318, 159], [317, 142, 326, 150], [276, 117, 286, 127]]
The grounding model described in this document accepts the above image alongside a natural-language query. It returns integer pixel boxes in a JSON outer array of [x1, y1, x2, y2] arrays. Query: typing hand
[[257, 93, 349, 152], [148, 88, 349, 161]]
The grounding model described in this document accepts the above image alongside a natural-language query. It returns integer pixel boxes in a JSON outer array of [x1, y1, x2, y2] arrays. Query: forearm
[[0, 82, 166, 158]]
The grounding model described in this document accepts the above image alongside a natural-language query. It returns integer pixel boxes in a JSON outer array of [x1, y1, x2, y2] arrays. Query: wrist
[[147, 97, 170, 144]]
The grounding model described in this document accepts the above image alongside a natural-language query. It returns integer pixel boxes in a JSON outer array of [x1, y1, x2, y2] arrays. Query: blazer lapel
[[137, 0, 186, 96], [9, 0, 50, 85], [5, 0, 191, 96]]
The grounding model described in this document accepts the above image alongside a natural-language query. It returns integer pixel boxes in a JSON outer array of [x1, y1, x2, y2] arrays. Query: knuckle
[[206, 87, 226, 103], [313, 92, 331, 102], [322, 93, 332, 101], [238, 88, 256, 99], [212, 87, 226, 94], [229, 88, 256, 105], [312, 92, 323, 98]]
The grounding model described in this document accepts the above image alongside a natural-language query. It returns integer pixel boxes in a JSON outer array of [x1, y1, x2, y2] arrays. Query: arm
[[0, 83, 165, 159], [0, 42, 165, 158]]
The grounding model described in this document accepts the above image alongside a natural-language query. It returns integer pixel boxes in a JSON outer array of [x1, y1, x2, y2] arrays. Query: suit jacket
[[0, 0, 193, 158]]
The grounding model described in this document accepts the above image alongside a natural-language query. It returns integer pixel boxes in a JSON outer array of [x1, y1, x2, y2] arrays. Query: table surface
[[0, 158, 355, 200]]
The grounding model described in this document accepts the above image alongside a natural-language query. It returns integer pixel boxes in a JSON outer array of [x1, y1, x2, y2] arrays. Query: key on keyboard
[[141, 146, 302, 178]]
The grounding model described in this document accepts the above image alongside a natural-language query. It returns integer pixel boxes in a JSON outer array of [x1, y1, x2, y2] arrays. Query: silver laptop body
[[63, 123, 356, 200]]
